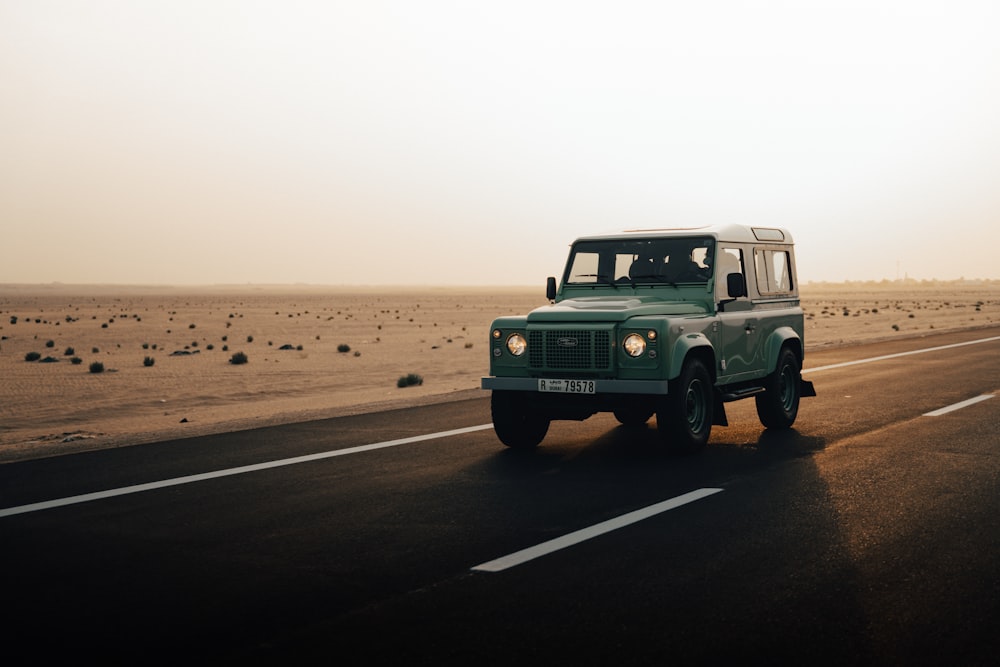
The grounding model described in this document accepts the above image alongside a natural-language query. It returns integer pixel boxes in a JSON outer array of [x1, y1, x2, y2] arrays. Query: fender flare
[[668, 333, 715, 380], [764, 326, 803, 373]]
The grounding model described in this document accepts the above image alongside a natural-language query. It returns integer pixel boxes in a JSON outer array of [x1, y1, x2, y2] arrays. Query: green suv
[[481, 225, 816, 452]]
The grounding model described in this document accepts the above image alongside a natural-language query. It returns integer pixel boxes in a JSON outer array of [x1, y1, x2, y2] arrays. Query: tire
[[657, 357, 713, 453], [613, 403, 655, 427], [491, 391, 549, 449], [755, 346, 801, 429]]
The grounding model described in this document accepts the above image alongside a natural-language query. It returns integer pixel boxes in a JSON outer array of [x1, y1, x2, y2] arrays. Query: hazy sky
[[3, 0, 999, 286]]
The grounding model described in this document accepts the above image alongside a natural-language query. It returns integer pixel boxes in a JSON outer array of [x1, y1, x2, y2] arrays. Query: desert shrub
[[337, 344, 351, 353], [64, 347, 75, 356], [92, 347, 99, 354], [142, 343, 149, 349], [89, 361, 105, 373], [222, 345, 229, 351], [9, 316, 17, 324], [25, 351, 42, 361], [230, 351, 249, 365], [70, 357, 82, 365], [246, 335, 254, 343], [397, 373, 423, 388], [45, 339, 55, 348], [143, 356, 155, 367], [206, 344, 214, 350]]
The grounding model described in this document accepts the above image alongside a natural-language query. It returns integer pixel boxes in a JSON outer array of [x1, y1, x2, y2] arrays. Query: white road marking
[[804, 335, 1000, 375], [0, 424, 494, 518], [923, 394, 995, 417], [471, 488, 724, 573]]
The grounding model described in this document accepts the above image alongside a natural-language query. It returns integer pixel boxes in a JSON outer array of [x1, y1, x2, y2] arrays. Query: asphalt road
[[2, 328, 999, 665]]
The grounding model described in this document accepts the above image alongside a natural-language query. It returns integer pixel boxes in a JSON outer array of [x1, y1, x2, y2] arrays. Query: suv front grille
[[528, 329, 612, 371]]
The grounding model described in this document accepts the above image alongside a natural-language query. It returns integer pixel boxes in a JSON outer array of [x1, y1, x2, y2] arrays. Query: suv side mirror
[[726, 272, 747, 299], [546, 276, 557, 301]]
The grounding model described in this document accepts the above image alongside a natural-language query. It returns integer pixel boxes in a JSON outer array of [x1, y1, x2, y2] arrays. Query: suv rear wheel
[[755, 346, 801, 429]]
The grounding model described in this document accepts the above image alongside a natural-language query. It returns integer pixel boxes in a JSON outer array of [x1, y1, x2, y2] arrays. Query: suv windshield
[[564, 237, 715, 286]]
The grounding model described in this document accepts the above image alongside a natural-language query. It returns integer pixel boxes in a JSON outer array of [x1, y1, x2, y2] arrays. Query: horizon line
[[3, 276, 1000, 289]]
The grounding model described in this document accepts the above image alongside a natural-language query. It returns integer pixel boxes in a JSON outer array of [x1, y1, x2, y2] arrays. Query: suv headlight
[[623, 333, 646, 357], [506, 333, 528, 356]]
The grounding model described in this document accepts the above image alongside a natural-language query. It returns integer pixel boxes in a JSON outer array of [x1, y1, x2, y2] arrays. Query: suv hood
[[527, 295, 709, 323]]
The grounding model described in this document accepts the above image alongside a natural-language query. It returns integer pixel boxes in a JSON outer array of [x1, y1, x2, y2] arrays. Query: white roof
[[576, 224, 794, 245]]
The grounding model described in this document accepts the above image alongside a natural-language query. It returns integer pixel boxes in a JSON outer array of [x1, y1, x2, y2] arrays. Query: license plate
[[538, 378, 596, 394]]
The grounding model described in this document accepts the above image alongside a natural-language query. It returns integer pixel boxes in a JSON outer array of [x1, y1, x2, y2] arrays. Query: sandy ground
[[2, 282, 998, 462]]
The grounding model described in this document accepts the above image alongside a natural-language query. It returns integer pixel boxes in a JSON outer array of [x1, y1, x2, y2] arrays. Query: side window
[[716, 247, 745, 299], [772, 251, 791, 291], [754, 251, 769, 292], [754, 249, 793, 294]]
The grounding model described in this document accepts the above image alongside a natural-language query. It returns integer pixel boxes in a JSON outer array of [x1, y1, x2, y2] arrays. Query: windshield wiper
[[575, 274, 618, 288], [629, 274, 676, 288]]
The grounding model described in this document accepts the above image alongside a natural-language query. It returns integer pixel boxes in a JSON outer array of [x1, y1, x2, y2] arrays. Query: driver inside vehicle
[[628, 253, 662, 282], [664, 243, 712, 282]]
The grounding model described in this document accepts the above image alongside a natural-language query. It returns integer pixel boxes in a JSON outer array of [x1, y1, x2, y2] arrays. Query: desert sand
[[2, 282, 998, 462]]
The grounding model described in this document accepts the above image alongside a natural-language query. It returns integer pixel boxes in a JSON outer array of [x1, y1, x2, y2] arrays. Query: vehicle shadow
[[451, 419, 881, 665]]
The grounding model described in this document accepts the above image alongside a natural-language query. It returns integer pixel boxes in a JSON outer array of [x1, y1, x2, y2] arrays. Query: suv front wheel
[[613, 403, 655, 427], [755, 346, 802, 429], [491, 391, 550, 449], [657, 357, 713, 453]]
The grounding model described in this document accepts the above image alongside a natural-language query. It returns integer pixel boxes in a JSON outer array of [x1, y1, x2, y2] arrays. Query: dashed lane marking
[[472, 488, 724, 573], [923, 394, 995, 417]]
